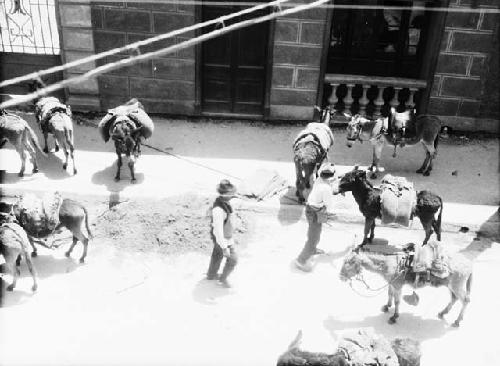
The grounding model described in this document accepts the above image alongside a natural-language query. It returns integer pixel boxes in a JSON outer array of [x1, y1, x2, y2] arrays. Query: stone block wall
[[269, 1, 329, 120], [58, 0, 101, 111], [429, 0, 499, 131], [89, 1, 196, 114]]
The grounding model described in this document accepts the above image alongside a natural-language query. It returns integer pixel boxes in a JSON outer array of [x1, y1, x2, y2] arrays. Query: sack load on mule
[[35, 97, 72, 132], [15, 192, 63, 238], [98, 98, 154, 142], [293, 122, 334, 159], [379, 174, 416, 227]]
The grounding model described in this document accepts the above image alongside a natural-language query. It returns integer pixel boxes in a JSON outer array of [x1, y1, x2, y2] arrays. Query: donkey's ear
[[314, 105, 322, 112], [353, 165, 359, 171], [390, 107, 396, 115], [343, 112, 352, 119]]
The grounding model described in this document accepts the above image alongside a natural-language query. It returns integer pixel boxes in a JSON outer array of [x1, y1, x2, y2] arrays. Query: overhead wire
[[0, 0, 335, 109]]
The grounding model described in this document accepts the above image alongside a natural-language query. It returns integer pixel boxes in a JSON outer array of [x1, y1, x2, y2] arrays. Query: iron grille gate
[[0, 0, 60, 54]]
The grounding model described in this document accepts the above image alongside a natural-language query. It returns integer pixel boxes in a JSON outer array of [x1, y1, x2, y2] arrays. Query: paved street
[[1, 114, 499, 365]]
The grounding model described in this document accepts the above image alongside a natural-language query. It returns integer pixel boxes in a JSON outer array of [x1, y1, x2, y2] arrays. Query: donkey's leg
[[68, 134, 77, 175], [65, 236, 78, 258], [452, 279, 471, 327], [70, 226, 89, 263], [43, 131, 49, 153], [361, 218, 374, 246], [419, 217, 433, 245], [4, 251, 20, 291], [382, 285, 394, 312], [438, 291, 457, 319], [114, 154, 122, 181], [61, 139, 69, 171], [128, 157, 136, 183], [15, 144, 26, 177], [389, 288, 401, 324], [24, 139, 39, 173], [370, 142, 384, 179], [27, 236, 37, 258], [24, 253, 38, 291], [369, 220, 376, 242], [423, 142, 436, 176]]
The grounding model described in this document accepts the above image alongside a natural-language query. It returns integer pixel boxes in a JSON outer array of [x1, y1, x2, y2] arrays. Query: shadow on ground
[[278, 187, 304, 225], [192, 278, 233, 305]]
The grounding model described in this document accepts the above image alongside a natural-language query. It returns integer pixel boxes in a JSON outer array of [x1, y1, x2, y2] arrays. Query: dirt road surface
[[1, 114, 499, 365]]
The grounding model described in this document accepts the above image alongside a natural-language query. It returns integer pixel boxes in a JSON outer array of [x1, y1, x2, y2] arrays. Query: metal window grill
[[0, 0, 60, 54]]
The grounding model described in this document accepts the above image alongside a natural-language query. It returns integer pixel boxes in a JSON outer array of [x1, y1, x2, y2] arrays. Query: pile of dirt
[[95, 193, 251, 255]]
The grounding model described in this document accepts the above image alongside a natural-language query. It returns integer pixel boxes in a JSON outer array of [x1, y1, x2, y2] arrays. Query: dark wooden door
[[201, 2, 269, 116]]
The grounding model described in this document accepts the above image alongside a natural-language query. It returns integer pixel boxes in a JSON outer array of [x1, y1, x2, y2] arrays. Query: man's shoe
[[314, 248, 325, 255], [206, 274, 220, 281], [294, 259, 313, 272], [403, 291, 420, 306], [217, 279, 232, 288]]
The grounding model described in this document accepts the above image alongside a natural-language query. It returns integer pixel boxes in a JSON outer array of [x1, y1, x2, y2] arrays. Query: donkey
[[111, 116, 142, 182], [11, 196, 93, 263], [35, 98, 77, 174], [0, 111, 47, 177], [335, 167, 443, 246], [0, 220, 38, 292], [293, 106, 335, 203], [340, 247, 473, 327], [345, 108, 441, 178]]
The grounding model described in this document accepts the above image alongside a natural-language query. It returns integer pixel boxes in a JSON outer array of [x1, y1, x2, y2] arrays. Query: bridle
[[347, 120, 364, 143], [112, 119, 141, 156]]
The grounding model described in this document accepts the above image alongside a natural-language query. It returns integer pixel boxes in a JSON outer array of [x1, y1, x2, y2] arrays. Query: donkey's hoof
[[416, 168, 423, 174], [423, 171, 431, 177], [55, 146, 59, 152], [381, 305, 390, 313], [79, 257, 85, 264], [73, 168, 78, 175], [43, 147, 49, 154], [32, 284, 38, 292], [114, 176, 120, 182], [131, 178, 137, 184], [451, 321, 460, 328], [65, 251, 71, 258], [6, 284, 15, 291], [388, 316, 398, 324], [32, 168, 39, 173], [370, 172, 378, 179], [438, 312, 445, 320], [31, 251, 37, 258], [18, 172, 24, 177], [63, 164, 67, 170]]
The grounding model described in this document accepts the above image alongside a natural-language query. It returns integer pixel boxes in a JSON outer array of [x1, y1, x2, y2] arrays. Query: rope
[[0, 0, 291, 89]]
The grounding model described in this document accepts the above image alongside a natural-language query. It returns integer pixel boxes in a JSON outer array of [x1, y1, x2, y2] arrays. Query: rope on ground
[[0, 0, 290, 89], [0, 0, 334, 109]]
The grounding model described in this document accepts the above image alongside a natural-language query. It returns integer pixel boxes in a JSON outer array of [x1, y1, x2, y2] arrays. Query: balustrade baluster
[[344, 84, 354, 114], [373, 86, 385, 116], [390, 87, 402, 110], [408, 87, 417, 109], [358, 85, 369, 115], [328, 83, 339, 109]]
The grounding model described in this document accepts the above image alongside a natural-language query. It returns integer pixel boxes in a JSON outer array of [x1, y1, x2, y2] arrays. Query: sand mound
[[95, 193, 250, 255]]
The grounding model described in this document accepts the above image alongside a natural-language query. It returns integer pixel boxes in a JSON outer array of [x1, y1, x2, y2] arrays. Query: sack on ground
[[380, 174, 416, 227], [98, 99, 154, 142]]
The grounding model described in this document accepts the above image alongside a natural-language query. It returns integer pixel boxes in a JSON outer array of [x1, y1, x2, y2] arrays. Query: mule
[[340, 247, 473, 327], [35, 98, 77, 174], [11, 197, 93, 263], [293, 105, 335, 203], [0, 111, 46, 177], [345, 108, 441, 178], [335, 167, 442, 246], [111, 116, 142, 182], [0, 221, 38, 292]]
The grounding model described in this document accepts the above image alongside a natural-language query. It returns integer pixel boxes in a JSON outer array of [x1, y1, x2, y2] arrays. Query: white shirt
[[212, 206, 234, 249], [307, 177, 335, 212]]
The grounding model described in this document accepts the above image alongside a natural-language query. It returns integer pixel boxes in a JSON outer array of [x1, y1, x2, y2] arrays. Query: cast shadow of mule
[[278, 187, 305, 225]]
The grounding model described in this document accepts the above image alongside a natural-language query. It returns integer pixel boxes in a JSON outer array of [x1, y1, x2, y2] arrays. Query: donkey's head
[[314, 105, 336, 128], [344, 113, 371, 148], [337, 166, 368, 194], [339, 250, 363, 282], [111, 117, 142, 156]]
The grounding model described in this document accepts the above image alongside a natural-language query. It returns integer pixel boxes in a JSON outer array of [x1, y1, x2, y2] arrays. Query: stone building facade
[[53, 0, 499, 132]]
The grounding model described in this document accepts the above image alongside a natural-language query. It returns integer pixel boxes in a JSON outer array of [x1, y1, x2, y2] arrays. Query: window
[[326, 0, 429, 78]]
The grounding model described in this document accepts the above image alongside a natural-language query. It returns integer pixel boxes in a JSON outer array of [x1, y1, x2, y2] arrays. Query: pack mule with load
[[340, 243, 472, 327], [9, 192, 92, 263], [98, 98, 154, 182], [335, 167, 443, 246], [293, 105, 335, 203], [344, 107, 441, 178], [0, 111, 47, 177], [34, 97, 77, 174]]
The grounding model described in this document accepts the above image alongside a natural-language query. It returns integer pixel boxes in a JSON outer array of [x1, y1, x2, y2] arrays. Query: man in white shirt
[[206, 179, 238, 288], [295, 163, 338, 272]]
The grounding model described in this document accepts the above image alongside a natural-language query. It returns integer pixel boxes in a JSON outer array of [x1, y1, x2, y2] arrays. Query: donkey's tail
[[82, 205, 93, 239], [436, 196, 443, 241], [24, 122, 47, 157], [434, 132, 439, 151]]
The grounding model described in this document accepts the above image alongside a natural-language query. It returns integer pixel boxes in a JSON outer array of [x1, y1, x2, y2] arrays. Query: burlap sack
[[294, 122, 334, 152], [380, 175, 416, 227]]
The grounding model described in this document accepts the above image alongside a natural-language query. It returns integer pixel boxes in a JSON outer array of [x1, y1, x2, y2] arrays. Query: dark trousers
[[297, 206, 323, 264], [207, 235, 238, 281]]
